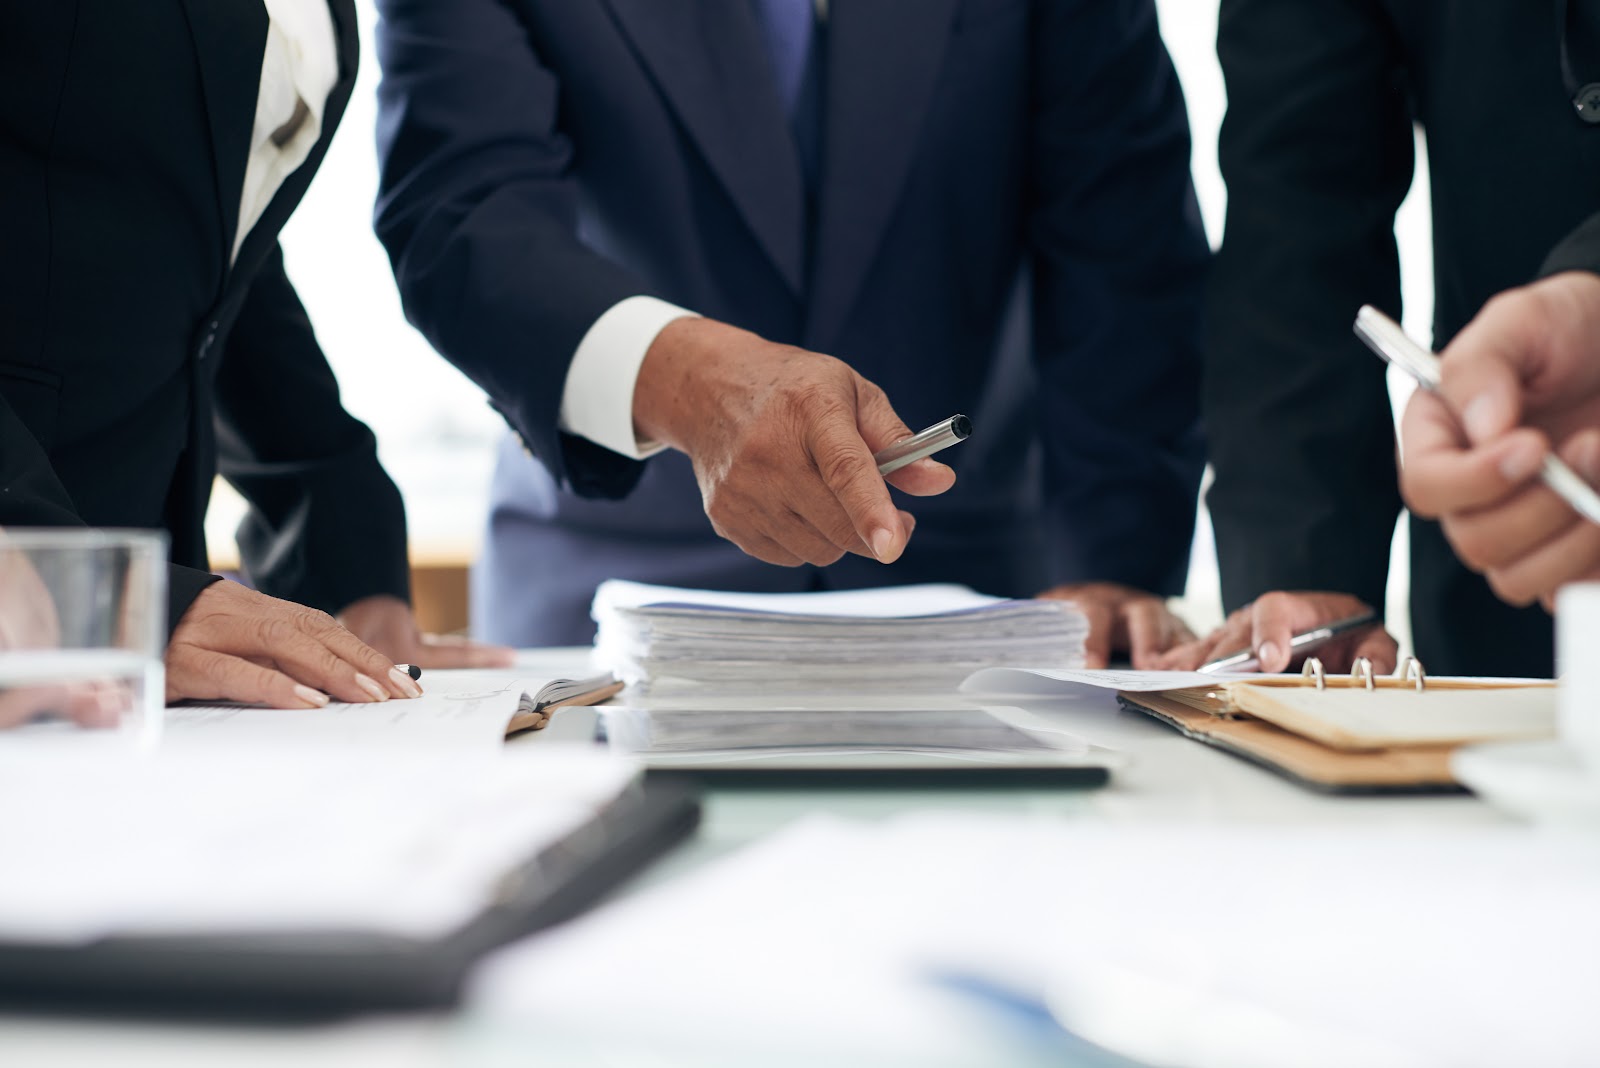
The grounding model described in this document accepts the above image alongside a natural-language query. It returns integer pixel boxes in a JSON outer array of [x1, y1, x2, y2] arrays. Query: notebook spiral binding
[[1301, 656, 1427, 692]]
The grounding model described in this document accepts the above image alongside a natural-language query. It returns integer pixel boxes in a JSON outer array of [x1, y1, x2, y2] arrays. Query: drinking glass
[[0, 528, 167, 743]]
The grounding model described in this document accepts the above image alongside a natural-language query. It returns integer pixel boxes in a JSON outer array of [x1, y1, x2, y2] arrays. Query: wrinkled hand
[[166, 580, 423, 707], [1401, 272, 1600, 609], [1037, 582, 1194, 669], [633, 318, 957, 567], [338, 595, 514, 669], [1158, 591, 1396, 674]]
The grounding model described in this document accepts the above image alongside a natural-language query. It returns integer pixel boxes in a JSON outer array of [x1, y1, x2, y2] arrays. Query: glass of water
[[0, 528, 167, 742]]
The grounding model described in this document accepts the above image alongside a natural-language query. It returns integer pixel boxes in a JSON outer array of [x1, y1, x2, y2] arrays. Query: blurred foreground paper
[[469, 815, 1600, 1068], [0, 744, 639, 944]]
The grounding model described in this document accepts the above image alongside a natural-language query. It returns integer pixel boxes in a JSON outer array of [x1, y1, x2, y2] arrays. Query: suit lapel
[[176, 0, 268, 268], [230, 0, 360, 283], [806, 0, 960, 349], [603, 0, 808, 294]]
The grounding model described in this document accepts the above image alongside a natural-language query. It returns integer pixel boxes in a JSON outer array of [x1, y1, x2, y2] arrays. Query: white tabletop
[[0, 649, 1513, 1065]]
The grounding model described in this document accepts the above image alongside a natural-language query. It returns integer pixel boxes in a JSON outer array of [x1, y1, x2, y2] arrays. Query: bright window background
[[210, 1, 1434, 642]]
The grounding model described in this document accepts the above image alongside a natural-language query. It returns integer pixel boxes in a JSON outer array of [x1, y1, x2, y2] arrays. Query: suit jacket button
[[197, 322, 220, 360], [1576, 83, 1600, 124]]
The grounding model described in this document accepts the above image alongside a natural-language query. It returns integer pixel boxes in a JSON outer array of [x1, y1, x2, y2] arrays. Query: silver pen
[[874, 415, 972, 476], [1198, 610, 1381, 674], [1354, 305, 1600, 526]]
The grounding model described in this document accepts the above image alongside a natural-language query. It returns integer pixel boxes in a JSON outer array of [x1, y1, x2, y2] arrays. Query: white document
[[161, 670, 553, 752], [593, 579, 1002, 619], [0, 744, 640, 945], [962, 666, 1252, 697], [471, 815, 1600, 1067]]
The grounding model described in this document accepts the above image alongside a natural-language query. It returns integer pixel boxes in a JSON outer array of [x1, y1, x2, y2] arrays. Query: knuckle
[[1254, 591, 1293, 616], [256, 617, 293, 650], [789, 375, 848, 415], [298, 606, 338, 632], [201, 652, 233, 688], [1486, 569, 1535, 607], [815, 442, 868, 496], [800, 541, 845, 567], [1443, 524, 1495, 571]]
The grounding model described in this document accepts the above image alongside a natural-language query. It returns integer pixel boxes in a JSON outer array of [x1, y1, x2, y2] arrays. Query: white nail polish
[[389, 666, 423, 698], [294, 684, 330, 707], [354, 674, 388, 702]]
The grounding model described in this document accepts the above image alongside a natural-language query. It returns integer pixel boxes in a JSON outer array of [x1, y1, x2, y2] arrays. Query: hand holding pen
[[631, 318, 963, 569], [1380, 277, 1600, 609], [1159, 591, 1395, 675]]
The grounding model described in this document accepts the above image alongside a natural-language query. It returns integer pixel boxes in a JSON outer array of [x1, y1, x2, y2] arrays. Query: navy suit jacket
[[375, 0, 1208, 644]]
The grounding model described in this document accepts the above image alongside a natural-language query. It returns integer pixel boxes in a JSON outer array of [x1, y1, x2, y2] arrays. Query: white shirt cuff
[[558, 296, 699, 461]]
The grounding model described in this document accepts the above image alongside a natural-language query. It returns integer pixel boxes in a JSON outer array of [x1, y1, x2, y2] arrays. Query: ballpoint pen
[[874, 415, 972, 476], [1354, 304, 1600, 526], [1197, 610, 1381, 674]]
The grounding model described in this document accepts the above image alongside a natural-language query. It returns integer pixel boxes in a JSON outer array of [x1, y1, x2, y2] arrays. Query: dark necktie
[[750, 0, 825, 193]]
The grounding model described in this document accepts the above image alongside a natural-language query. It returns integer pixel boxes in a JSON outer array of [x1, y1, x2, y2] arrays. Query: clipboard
[[0, 778, 699, 1019], [1115, 658, 1556, 794]]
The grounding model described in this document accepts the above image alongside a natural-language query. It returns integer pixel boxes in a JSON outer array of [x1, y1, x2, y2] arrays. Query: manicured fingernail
[[870, 527, 898, 563], [389, 666, 423, 698], [1257, 642, 1281, 670], [1500, 439, 1544, 482], [294, 684, 330, 707], [1463, 395, 1504, 443], [354, 674, 388, 702]]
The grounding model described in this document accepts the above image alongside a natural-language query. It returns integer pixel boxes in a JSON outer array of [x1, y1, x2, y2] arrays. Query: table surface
[[0, 649, 1511, 1065]]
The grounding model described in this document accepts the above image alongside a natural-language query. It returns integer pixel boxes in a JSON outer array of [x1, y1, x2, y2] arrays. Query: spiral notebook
[[965, 662, 1557, 794]]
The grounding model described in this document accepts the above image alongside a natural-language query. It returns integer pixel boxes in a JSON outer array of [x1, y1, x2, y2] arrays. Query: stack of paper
[[591, 581, 1087, 694]]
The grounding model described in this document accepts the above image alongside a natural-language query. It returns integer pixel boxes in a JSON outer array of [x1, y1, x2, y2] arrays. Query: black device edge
[[0, 780, 702, 1021]]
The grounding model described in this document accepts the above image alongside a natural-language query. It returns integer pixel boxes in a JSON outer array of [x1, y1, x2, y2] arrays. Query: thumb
[[1077, 599, 1115, 670], [1249, 594, 1300, 673]]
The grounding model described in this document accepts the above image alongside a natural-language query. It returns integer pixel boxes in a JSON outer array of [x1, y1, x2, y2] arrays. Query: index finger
[[1436, 295, 1538, 444], [1401, 391, 1549, 517], [298, 611, 419, 699], [1249, 594, 1303, 673]]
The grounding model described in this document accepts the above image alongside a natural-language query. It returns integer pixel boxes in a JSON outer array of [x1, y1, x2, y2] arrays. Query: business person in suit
[[1, 1, 507, 717], [1163, 0, 1600, 677], [1402, 216, 1600, 608], [375, 0, 1210, 661]]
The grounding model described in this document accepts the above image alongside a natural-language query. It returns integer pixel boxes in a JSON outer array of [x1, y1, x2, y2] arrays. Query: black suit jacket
[[1206, 0, 1600, 676], [0, 0, 409, 634], [1547, 211, 1600, 275]]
